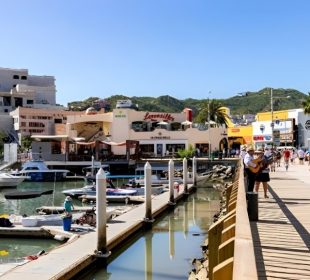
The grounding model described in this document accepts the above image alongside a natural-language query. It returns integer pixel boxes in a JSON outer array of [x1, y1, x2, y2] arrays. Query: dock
[[0, 184, 192, 279]]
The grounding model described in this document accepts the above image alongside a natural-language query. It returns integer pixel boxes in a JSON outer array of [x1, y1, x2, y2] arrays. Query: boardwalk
[[251, 161, 310, 279]]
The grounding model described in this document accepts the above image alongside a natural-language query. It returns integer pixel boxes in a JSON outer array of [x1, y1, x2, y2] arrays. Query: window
[[13, 75, 19, 79], [21, 76, 27, 80], [54, 118, 62, 124], [26, 100, 34, 105]]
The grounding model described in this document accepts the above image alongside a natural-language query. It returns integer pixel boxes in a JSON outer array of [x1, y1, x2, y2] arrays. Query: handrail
[[208, 160, 257, 280]]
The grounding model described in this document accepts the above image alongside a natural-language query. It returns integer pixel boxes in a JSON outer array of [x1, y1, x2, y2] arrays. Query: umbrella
[[181, 120, 192, 125], [157, 121, 169, 125]]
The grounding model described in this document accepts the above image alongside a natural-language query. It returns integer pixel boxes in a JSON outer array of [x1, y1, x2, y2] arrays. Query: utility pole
[[208, 91, 211, 159], [271, 88, 274, 150]]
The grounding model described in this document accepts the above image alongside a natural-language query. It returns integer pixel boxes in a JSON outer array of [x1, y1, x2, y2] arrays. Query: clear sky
[[1, 0, 309, 106]]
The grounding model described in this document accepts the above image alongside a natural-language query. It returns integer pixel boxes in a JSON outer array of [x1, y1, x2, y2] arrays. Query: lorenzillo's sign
[[143, 112, 175, 121]]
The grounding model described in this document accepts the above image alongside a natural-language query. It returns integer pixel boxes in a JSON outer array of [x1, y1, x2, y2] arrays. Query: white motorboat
[[0, 172, 26, 188], [62, 184, 138, 198], [13, 160, 70, 182]]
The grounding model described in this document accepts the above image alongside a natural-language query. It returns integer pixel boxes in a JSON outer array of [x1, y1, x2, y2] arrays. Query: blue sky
[[1, 0, 309, 106]]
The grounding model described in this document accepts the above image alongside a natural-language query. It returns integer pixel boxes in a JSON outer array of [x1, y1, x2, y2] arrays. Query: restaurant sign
[[144, 112, 174, 121]]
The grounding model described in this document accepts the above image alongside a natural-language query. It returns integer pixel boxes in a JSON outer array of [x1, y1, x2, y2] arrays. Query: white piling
[[144, 162, 153, 222], [183, 158, 188, 193], [192, 156, 197, 185], [168, 159, 175, 205], [95, 168, 110, 257]]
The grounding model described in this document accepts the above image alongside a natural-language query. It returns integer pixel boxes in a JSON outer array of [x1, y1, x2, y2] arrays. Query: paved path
[[251, 161, 310, 279]]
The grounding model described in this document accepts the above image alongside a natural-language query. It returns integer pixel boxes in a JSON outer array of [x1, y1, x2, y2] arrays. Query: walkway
[[251, 161, 310, 279]]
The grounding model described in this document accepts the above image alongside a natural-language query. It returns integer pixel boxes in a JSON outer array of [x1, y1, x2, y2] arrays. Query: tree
[[177, 144, 195, 159], [195, 99, 230, 127], [302, 92, 310, 114], [20, 135, 33, 152]]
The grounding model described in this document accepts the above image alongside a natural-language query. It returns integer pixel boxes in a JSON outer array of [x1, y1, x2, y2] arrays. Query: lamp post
[[269, 88, 290, 149], [270, 88, 274, 149], [208, 91, 211, 159]]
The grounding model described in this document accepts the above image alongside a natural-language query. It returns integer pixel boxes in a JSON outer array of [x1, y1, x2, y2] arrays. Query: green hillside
[[68, 88, 307, 116]]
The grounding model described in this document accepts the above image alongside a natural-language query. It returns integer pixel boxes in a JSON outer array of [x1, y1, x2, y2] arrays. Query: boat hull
[[18, 171, 67, 182]]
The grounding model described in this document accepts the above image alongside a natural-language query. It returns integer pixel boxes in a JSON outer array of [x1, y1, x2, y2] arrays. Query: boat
[[15, 209, 116, 227], [130, 166, 183, 186], [4, 189, 54, 199], [0, 172, 26, 188], [62, 184, 138, 198], [13, 160, 70, 182]]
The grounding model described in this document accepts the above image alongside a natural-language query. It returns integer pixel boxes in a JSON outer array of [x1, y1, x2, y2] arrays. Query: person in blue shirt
[[64, 196, 74, 214]]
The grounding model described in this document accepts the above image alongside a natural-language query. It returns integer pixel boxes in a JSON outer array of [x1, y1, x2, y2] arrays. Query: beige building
[[31, 106, 228, 161], [10, 107, 81, 136]]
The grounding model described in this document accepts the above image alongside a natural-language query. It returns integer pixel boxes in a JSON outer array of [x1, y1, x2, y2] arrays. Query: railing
[[208, 161, 257, 280]]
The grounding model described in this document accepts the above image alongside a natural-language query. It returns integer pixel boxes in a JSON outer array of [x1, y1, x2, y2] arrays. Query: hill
[[67, 88, 307, 116]]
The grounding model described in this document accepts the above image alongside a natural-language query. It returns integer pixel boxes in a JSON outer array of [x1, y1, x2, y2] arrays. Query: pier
[[206, 161, 310, 280], [2, 159, 310, 279]]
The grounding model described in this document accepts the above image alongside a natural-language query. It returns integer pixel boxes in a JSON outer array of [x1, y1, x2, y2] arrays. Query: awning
[[31, 135, 69, 141], [100, 141, 126, 146]]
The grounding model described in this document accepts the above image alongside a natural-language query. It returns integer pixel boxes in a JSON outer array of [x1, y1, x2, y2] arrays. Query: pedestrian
[[283, 148, 290, 170], [254, 148, 270, 198], [64, 196, 74, 214], [239, 145, 247, 160], [297, 148, 305, 165], [243, 146, 259, 192]]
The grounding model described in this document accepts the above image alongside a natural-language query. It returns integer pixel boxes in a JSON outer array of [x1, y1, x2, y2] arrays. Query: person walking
[[255, 148, 270, 198], [297, 148, 305, 165], [283, 148, 290, 171], [244, 146, 259, 192]]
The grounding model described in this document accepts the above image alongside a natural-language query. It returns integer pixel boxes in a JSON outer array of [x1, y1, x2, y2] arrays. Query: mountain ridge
[[68, 88, 307, 116]]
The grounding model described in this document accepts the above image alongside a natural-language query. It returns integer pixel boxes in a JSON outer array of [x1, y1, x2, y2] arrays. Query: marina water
[[82, 184, 221, 280]]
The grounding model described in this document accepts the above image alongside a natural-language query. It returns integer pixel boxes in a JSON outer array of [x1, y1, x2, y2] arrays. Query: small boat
[[4, 189, 53, 199], [0, 173, 26, 188], [62, 185, 137, 198], [12, 160, 70, 182]]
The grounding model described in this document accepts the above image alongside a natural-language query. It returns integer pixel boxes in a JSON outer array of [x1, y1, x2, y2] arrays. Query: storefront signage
[[144, 112, 174, 121], [150, 136, 171, 139], [231, 128, 240, 133], [115, 111, 126, 118]]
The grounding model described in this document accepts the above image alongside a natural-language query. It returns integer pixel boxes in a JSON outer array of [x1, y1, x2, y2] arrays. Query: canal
[[81, 184, 221, 280]]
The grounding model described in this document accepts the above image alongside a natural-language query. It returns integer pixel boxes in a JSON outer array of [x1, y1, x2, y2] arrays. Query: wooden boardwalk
[[251, 162, 310, 279]]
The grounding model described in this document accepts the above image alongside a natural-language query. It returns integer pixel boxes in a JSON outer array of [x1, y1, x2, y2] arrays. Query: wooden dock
[[251, 162, 310, 279]]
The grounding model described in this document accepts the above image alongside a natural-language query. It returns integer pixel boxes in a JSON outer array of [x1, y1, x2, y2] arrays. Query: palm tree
[[302, 92, 310, 114], [195, 99, 230, 127]]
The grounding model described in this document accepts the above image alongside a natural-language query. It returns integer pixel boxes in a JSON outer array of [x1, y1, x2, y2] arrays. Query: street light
[[208, 91, 211, 159], [270, 88, 290, 149]]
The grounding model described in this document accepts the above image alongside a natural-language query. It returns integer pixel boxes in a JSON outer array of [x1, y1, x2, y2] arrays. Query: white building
[[0, 67, 56, 114]]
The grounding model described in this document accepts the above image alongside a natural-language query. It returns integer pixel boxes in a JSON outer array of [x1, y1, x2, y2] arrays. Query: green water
[[0, 180, 85, 216], [82, 186, 221, 280], [0, 180, 84, 262], [0, 238, 62, 261]]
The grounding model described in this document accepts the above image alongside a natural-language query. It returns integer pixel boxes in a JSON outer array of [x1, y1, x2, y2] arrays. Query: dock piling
[[95, 168, 110, 257], [144, 162, 154, 223], [168, 159, 176, 205]]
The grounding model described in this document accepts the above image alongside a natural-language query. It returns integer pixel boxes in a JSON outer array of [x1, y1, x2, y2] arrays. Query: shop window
[[13, 75, 19, 79]]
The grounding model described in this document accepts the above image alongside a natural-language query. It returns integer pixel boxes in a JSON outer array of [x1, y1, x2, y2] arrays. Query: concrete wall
[[4, 143, 18, 163]]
